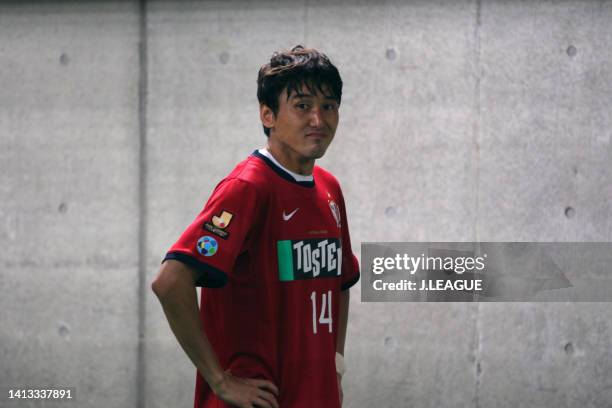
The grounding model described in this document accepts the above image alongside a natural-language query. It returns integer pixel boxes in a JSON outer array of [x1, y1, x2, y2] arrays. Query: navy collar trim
[[252, 150, 315, 188]]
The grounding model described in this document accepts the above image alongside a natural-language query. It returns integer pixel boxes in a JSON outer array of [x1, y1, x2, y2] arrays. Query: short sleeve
[[163, 178, 260, 288], [338, 188, 360, 290]]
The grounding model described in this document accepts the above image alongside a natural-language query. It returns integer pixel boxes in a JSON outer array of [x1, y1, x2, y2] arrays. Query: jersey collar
[[252, 149, 315, 188]]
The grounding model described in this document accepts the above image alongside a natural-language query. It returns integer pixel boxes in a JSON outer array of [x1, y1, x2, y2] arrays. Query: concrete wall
[[1, 2, 141, 407], [1, 1, 611, 407]]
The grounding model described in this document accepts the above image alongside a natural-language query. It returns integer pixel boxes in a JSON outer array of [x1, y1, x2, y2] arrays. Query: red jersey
[[164, 151, 360, 408]]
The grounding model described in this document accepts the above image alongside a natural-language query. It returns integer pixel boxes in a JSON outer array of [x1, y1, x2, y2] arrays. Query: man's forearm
[[154, 269, 225, 391], [336, 289, 350, 355], [153, 261, 280, 406]]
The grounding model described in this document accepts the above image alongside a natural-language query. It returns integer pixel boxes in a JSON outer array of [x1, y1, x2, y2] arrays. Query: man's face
[[262, 84, 340, 162]]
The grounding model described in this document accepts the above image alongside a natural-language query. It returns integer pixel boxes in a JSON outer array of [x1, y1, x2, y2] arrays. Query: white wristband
[[335, 352, 346, 377]]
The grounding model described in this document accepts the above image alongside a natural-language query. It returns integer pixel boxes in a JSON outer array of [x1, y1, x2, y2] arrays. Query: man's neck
[[265, 141, 315, 175], [258, 149, 314, 182]]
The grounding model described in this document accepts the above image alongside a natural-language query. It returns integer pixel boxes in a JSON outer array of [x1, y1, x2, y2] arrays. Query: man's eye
[[323, 104, 337, 111], [296, 103, 309, 110]]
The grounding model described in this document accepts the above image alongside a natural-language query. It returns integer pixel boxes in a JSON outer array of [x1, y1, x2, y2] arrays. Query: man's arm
[[151, 259, 279, 408], [336, 289, 350, 406]]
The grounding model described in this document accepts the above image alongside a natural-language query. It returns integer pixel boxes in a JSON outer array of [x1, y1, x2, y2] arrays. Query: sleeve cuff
[[341, 253, 360, 291], [341, 272, 360, 291], [163, 252, 228, 288]]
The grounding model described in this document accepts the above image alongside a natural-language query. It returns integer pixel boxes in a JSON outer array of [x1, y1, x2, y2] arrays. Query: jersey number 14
[[310, 290, 332, 334]]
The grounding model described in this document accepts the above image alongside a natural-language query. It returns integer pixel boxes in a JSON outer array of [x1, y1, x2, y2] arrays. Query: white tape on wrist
[[335, 352, 346, 377]]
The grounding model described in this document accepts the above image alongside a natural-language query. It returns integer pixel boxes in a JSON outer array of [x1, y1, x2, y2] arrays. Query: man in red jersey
[[152, 45, 360, 408]]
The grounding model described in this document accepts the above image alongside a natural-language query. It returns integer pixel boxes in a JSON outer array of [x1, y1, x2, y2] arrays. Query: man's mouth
[[306, 132, 328, 138]]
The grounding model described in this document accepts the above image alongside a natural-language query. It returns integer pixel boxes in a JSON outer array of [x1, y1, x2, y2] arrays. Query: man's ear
[[260, 104, 276, 130]]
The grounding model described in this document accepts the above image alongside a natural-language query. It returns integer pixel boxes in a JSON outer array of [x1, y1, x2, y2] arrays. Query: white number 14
[[310, 290, 332, 334]]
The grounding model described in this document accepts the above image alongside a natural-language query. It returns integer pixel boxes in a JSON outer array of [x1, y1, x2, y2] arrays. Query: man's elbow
[[151, 265, 176, 301], [151, 260, 196, 300], [151, 274, 168, 300]]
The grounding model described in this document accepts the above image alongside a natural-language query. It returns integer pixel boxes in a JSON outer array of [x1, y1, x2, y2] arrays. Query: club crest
[[328, 200, 341, 229]]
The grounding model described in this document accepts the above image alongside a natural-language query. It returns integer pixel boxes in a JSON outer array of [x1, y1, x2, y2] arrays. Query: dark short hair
[[257, 45, 343, 137]]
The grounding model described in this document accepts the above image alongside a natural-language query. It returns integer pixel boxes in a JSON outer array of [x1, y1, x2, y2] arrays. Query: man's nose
[[309, 108, 323, 128]]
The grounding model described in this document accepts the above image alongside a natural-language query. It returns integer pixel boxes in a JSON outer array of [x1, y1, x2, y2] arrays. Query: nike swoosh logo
[[282, 208, 299, 221]]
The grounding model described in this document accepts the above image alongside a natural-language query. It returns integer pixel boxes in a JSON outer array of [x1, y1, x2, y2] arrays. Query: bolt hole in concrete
[[58, 322, 70, 339], [385, 206, 397, 217], [59, 53, 69, 65], [385, 48, 396, 61], [564, 342, 574, 355], [564, 206, 575, 219], [384, 336, 394, 348], [58, 202, 68, 213], [219, 51, 230, 65], [566, 45, 577, 57]]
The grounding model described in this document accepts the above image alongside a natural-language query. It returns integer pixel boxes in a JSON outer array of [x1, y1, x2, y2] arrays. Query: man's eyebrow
[[289, 93, 338, 101], [290, 92, 314, 99]]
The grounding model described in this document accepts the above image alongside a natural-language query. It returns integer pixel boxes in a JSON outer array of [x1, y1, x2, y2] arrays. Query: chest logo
[[282, 208, 300, 221], [328, 200, 341, 229], [277, 238, 342, 281]]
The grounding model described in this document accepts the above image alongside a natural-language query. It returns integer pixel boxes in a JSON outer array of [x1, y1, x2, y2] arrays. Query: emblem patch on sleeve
[[197, 235, 218, 257], [212, 211, 233, 228], [203, 210, 234, 239]]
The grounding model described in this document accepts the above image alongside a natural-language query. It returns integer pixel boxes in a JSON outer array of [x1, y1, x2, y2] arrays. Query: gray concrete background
[[1, 1, 611, 407]]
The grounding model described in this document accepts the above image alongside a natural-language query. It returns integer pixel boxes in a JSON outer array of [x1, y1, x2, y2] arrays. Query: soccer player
[[152, 45, 360, 408]]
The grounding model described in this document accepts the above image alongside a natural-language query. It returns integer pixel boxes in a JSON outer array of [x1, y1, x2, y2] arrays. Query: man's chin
[[304, 148, 328, 160], [303, 142, 332, 160]]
